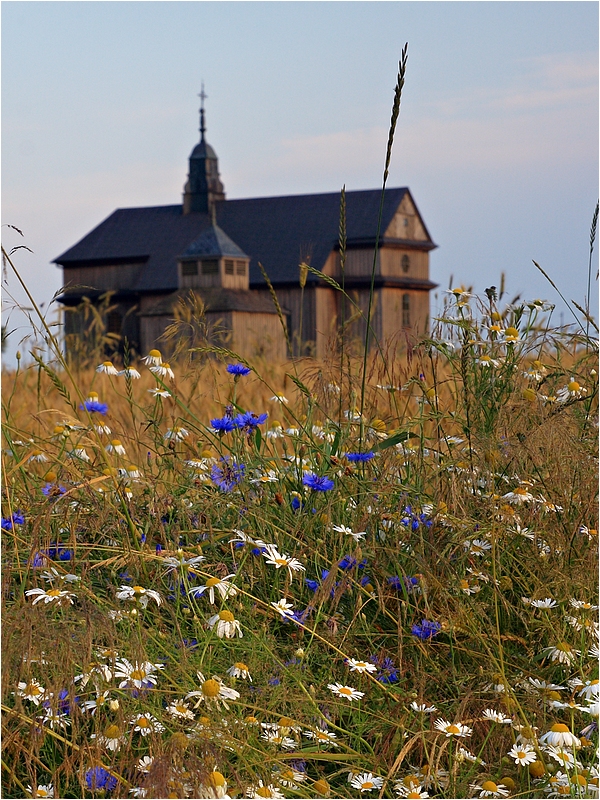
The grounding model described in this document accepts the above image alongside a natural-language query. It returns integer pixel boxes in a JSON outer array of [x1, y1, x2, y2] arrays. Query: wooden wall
[[62, 263, 145, 294]]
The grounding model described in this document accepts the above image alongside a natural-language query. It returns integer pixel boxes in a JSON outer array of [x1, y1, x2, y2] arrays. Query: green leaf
[[373, 430, 411, 451]]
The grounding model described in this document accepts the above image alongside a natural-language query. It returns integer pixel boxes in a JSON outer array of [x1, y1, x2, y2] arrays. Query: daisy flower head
[[271, 598, 295, 619], [260, 728, 297, 749], [149, 362, 175, 379], [570, 598, 599, 611], [262, 544, 305, 580], [207, 609, 243, 638], [470, 780, 509, 797], [105, 439, 126, 455], [25, 587, 76, 605], [26, 785, 54, 798], [540, 723, 580, 748], [118, 367, 141, 379], [226, 362, 251, 376], [396, 786, 430, 799], [544, 746, 578, 768], [445, 286, 473, 305], [148, 387, 171, 398], [190, 575, 237, 604], [166, 699, 195, 720], [96, 360, 119, 375], [273, 767, 306, 789], [349, 772, 384, 792], [476, 354, 501, 367], [186, 672, 240, 710], [410, 701, 437, 713], [502, 486, 534, 504], [246, 780, 284, 798], [164, 426, 189, 441], [113, 659, 164, 689], [346, 658, 377, 674], [556, 377, 587, 402], [226, 662, 252, 681], [92, 723, 126, 751], [465, 538, 492, 556], [303, 726, 339, 747], [433, 718, 472, 737], [481, 708, 512, 724], [302, 472, 335, 492], [543, 642, 580, 665], [269, 394, 288, 403], [508, 742, 537, 765], [116, 584, 162, 607], [529, 598, 557, 609], [16, 679, 46, 705], [130, 712, 165, 736], [577, 679, 600, 701], [327, 683, 365, 702], [142, 349, 163, 365], [333, 524, 367, 541], [28, 449, 49, 463]]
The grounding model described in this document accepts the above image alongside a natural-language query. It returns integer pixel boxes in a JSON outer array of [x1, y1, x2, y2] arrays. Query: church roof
[[54, 187, 435, 292], [181, 223, 248, 259], [142, 287, 283, 316]]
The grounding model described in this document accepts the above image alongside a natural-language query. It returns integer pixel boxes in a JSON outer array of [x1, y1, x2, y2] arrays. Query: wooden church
[[54, 97, 437, 361]]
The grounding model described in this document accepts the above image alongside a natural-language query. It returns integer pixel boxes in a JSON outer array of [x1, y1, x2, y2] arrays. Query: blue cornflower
[[370, 654, 399, 684], [338, 555, 367, 571], [291, 495, 302, 511], [303, 473, 335, 492], [226, 363, 251, 376], [210, 457, 245, 492], [211, 415, 236, 433], [1, 511, 25, 530], [41, 483, 67, 498], [387, 575, 420, 593], [400, 505, 433, 531], [233, 411, 268, 433], [80, 400, 108, 415], [85, 767, 117, 792], [42, 544, 73, 562], [345, 451, 375, 462], [411, 619, 442, 640]]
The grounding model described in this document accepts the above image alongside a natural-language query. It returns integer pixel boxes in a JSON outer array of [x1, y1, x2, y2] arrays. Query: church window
[[224, 259, 235, 275], [402, 293, 410, 326], [107, 311, 122, 334], [181, 261, 198, 276], [235, 260, 246, 276], [401, 254, 410, 273], [201, 259, 219, 274]]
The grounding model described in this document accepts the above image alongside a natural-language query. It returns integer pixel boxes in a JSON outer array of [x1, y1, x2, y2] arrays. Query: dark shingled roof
[[142, 288, 282, 316], [54, 187, 435, 293], [181, 224, 248, 259]]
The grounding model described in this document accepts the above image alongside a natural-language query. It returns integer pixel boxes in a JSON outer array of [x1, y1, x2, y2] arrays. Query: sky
[[2, 1, 598, 366]]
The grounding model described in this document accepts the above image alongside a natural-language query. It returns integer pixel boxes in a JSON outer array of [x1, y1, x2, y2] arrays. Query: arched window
[[402, 294, 410, 327], [401, 254, 410, 273]]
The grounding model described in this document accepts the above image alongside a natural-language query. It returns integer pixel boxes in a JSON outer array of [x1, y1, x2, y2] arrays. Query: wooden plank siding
[[62, 263, 146, 294]]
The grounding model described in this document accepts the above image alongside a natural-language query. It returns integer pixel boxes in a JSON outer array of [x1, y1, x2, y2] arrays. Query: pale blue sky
[[2, 1, 598, 364]]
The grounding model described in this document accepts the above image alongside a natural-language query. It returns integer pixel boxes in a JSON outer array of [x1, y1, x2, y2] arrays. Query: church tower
[[182, 86, 225, 215]]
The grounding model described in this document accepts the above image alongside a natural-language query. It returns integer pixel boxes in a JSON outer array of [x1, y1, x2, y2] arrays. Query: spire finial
[[198, 83, 207, 142]]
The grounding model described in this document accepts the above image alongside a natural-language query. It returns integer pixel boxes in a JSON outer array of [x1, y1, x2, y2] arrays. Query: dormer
[[178, 224, 250, 290]]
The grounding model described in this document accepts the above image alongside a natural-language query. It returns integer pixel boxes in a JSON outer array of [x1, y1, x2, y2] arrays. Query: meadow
[[2, 50, 598, 799]]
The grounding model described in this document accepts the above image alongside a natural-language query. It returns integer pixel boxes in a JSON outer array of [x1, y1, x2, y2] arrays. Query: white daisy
[[470, 780, 509, 797], [540, 723, 580, 748], [149, 362, 175, 379], [262, 544, 305, 581], [507, 742, 537, 765], [303, 727, 339, 747], [113, 659, 164, 689], [15, 679, 46, 705], [25, 587, 76, 605], [119, 367, 141, 379], [26, 785, 54, 798], [166, 698, 195, 720], [96, 360, 119, 375], [529, 598, 557, 609], [141, 349, 163, 365], [164, 426, 189, 441], [349, 772, 384, 792], [116, 584, 162, 607], [246, 781, 284, 799], [270, 598, 295, 619], [410, 701, 437, 713], [481, 708, 512, 723], [433, 718, 472, 737], [130, 713, 165, 735], [207, 610, 243, 638], [148, 388, 171, 398], [190, 575, 237, 604], [333, 524, 367, 541], [327, 683, 364, 702], [92, 722, 126, 751], [105, 439, 126, 455], [346, 658, 377, 674], [226, 662, 252, 681]]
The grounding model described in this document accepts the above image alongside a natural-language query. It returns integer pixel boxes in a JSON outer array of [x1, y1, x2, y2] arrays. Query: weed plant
[[2, 48, 598, 800]]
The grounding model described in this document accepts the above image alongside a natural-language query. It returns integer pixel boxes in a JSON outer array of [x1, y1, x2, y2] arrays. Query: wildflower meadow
[[2, 50, 598, 799]]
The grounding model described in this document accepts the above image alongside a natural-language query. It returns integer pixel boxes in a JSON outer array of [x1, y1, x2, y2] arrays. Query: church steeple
[[183, 85, 225, 215]]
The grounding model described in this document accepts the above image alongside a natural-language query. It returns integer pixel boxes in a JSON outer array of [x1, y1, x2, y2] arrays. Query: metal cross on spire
[[198, 83, 207, 141]]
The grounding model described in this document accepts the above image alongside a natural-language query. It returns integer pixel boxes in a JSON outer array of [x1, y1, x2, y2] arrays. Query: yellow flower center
[[338, 687, 353, 696], [529, 761, 545, 778], [209, 772, 226, 787], [555, 643, 572, 653], [235, 662, 248, 671], [130, 669, 146, 681], [571, 775, 587, 787], [281, 770, 295, 781], [103, 361, 114, 368], [446, 724, 461, 735], [218, 610, 234, 622], [551, 723, 570, 732], [202, 679, 220, 698], [137, 716, 149, 727], [275, 558, 288, 566], [481, 781, 498, 792], [505, 327, 519, 338], [313, 780, 329, 794], [245, 715, 258, 724], [407, 793, 422, 799], [111, 439, 122, 447], [489, 324, 502, 333], [104, 724, 121, 738], [278, 716, 294, 728], [149, 349, 161, 358], [132, 586, 145, 595], [163, 362, 171, 369], [403, 776, 421, 788], [362, 781, 374, 789], [522, 388, 537, 402], [256, 788, 272, 798], [514, 487, 529, 496], [206, 577, 221, 587], [26, 684, 42, 695], [568, 380, 580, 392], [480, 355, 491, 362], [47, 589, 62, 597]]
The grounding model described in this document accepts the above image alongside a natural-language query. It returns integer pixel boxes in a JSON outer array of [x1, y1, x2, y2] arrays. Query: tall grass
[[1, 52, 598, 800]]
